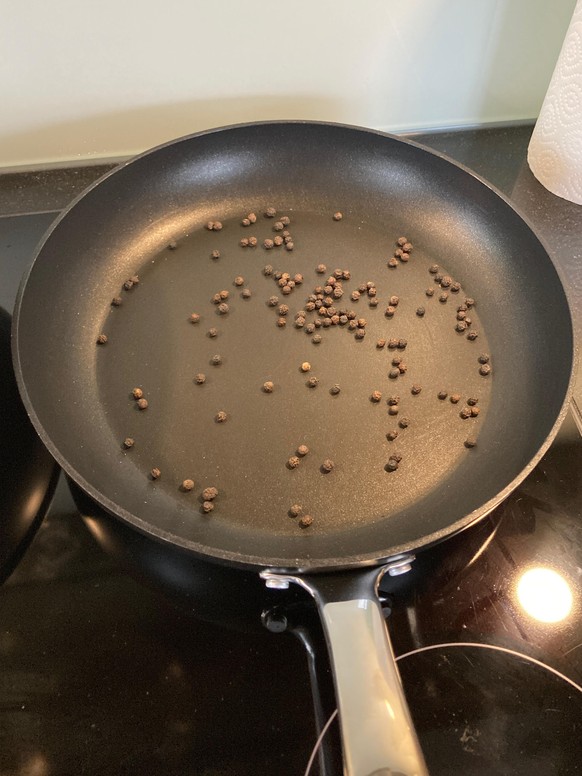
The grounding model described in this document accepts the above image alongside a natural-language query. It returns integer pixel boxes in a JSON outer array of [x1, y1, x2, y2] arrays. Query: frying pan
[[13, 122, 574, 775]]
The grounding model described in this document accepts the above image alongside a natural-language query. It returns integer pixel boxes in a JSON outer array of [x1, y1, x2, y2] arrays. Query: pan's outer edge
[[11, 120, 577, 573]]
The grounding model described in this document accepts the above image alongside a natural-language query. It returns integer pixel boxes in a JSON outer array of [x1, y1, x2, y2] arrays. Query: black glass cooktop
[[1, 127, 582, 776]]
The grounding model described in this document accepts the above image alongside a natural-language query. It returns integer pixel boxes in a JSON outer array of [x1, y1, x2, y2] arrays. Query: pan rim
[[12, 119, 577, 572]]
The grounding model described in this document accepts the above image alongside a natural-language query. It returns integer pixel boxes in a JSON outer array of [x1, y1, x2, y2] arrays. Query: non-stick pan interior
[[14, 123, 573, 569]]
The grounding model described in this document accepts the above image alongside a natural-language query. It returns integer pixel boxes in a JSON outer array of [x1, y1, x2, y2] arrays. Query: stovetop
[[1, 126, 582, 776]]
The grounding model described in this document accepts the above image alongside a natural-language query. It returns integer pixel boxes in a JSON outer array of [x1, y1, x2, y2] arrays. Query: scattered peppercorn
[[201, 501, 214, 513], [377, 339, 386, 349], [316, 264, 327, 274], [277, 317, 286, 327], [211, 249, 220, 260], [208, 328, 218, 338], [355, 329, 366, 339], [211, 355, 222, 365], [388, 405, 399, 416], [466, 330, 478, 341], [168, 241, 177, 250], [111, 296, 122, 306], [321, 459, 334, 473], [467, 397, 479, 406], [478, 354, 490, 364], [212, 293, 222, 305], [387, 258, 398, 268], [439, 293, 449, 303], [450, 393, 461, 404], [299, 514, 314, 528], [123, 437, 134, 449], [429, 265, 439, 274], [460, 407, 471, 419], [265, 207, 277, 218], [195, 373, 206, 384], [465, 298, 475, 308], [218, 303, 229, 315], [264, 265, 274, 276], [215, 411, 228, 423], [411, 384, 422, 395], [389, 368, 400, 379], [330, 384, 341, 395], [425, 288, 435, 297], [471, 406, 481, 417], [391, 356, 402, 366], [190, 313, 201, 324], [150, 468, 161, 480], [307, 376, 319, 387], [289, 504, 302, 517], [242, 289, 252, 299], [312, 334, 322, 344], [301, 362, 311, 372], [123, 279, 134, 291], [387, 395, 399, 406], [385, 306, 396, 318], [234, 276, 244, 286], [137, 398, 148, 410], [240, 238, 249, 247], [398, 363, 408, 374], [132, 388, 143, 399], [464, 437, 477, 448], [97, 334, 108, 344], [206, 221, 222, 231], [397, 339, 407, 349], [388, 338, 398, 349], [416, 307, 425, 317], [297, 444, 309, 457], [287, 456, 301, 469], [399, 253, 410, 262], [479, 364, 492, 376], [451, 282, 461, 293], [371, 390, 382, 402], [181, 479, 194, 491], [263, 381, 274, 393], [202, 487, 219, 501], [456, 321, 468, 332], [385, 459, 399, 472], [438, 390, 448, 400], [273, 235, 284, 246], [386, 430, 399, 441]]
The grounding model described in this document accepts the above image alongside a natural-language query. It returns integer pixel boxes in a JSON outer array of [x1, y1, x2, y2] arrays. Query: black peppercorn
[[429, 265, 439, 274], [388, 405, 399, 416], [111, 296, 122, 306], [465, 297, 475, 308], [132, 387, 143, 399], [333, 212, 343, 220], [478, 354, 490, 364], [194, 373, 206, 384], [387, 258, 398, 268], [289, 504, 302, 517], [307, 376, 319, 387], [299, 515, 314, 528], [218, 303, 229, 315], [240, 238, 249, 247], [211, 249, 220, 260], [248, 236, 258, 247], [397, 339, 407, 349], [467, 397, 479, 406], [273, 221, 284, 231], [398, 363, 408, 374], [150, 468, 161, 480], [464, 437, 477, 448], [411, 384, 422, 395], [330, 384, 341, 395], [391, 356, 402, 366], [388, 339, 399, 349], [264, 265, 274, 276], [190, 313, 201, 324], [297, 445, 309, 457], [265, 207, 277, 218], [441, 276, 452, 288], [354, 329, 366, 339], [97, 334, 108, 344], [386, 430, 399, 441], [123, 279, 134, 291], [385, 306, 396, 318], [471, 406, 481, 417], [389, 368, 399, 379], [439, 293, 449, 303], [370, 390, 382, 402], [377, 339, 386, 349], [466, 330, 478, 341], [215, 411, 228, 423], [451, 282, 461, 293], [312, 334, 322, 344], [385, 459, 399, 472], [123, 437, 134, 449], [460, 407, 471, 419], [234, 276, 244, 287], [277, 317, 286, 327], [278, 304, 289, 316], [211, 355, 222, 366], [425, 288, 435, 297], [398, 417, 410, 428], [321, 459, 334, 473], [287, 456, 301, 469], [437, 390, 448, 400], [181, 479, 195, 491], [137, 398, 148, 410], [450, 393, 461, 404], [416, 307, 425, 317], [168, 241, 178, 250], [479, 364, 492, 376], [456, 321, 468, 332]]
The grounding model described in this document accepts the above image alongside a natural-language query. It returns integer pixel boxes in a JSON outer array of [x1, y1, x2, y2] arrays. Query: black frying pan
[[13, 122, 574, 775]]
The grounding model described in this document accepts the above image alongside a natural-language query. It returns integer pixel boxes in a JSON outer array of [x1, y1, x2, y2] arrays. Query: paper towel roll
[[528, 0, 582, 205]]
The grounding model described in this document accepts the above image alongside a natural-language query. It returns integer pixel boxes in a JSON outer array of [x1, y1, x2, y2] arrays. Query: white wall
[[1, 0, 576, 168]]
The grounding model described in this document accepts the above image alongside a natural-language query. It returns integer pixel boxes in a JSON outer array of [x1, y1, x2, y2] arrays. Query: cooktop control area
[[1, 127, 581, 776]]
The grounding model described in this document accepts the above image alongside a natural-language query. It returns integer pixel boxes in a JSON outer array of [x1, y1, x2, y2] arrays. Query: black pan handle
[[261, 564, 428, 776]]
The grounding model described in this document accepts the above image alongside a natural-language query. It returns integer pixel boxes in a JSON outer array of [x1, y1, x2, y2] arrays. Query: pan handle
[[261, 565, 428, 776]]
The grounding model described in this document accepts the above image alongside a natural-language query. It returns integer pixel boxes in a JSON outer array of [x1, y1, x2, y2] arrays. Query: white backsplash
[[1, 0, 576, 168]]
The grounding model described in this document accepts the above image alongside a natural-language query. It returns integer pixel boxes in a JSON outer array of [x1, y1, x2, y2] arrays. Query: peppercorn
[[398, 363, 408, 374], [385, 306, 396, 318], [429, 265, 439, 274], [456, 321, 468, 332], [348, 320, 357, 330], [202, 487, 218, 501], [263, 381, 274, 393], [451, 282, 461, 293], [330, 384, 341, 395], [397, 339, 407, 349], [377, 339, 386, 349], [297, 444, 309, 457], [460, 407, 471, 419], [211, 250, 220, 260], [467, 397, 479, 406], [150, 468, 161, 480], [388, 405, 399, 416], [280, 216, 290, 226], [265, 207, 277, 218], [194, 373, 206, 384], [411, 385, 422, 395], [441, 276, 452, 288], [211, 355, 222, 365], [123, 279, 134, 291], [190, 313, 201, 325], [212, 293, 222, 304], [478, 354, 490, 364], [386, 430, 399, 441], [168, 241, 178, 250], [369, 298, 379, 307], [314, 319, 322, 328], [248, 213, 257, 223], [391, 356, 402, 366], [450, 393, 461, 404], [465, 298, 475, 308], [398, 417, 410, 428], [289, 504, 302, 517], [132, 388, 143, 399], [307, 376, 319, 387], [137, 398, 149, 410], [97, 334, 108, 344], [206, 221, 222, 231], [277, 317, 286, 327], [295, 317, 305, 328], [471, 406, 480, 417], [264, 265, 274, 276], [312, 334, 322, 344], [479, 364, 491, 376], [439, 293, 449, 303], [416, 307, 425, 317], [466, 331, 478, 341], [355, 329, 366, 339], [425, 288, 435, 298], [240, 238, 249, 247], [330, 315, 340, 325], [351, 291, 361, 301], [111, 296, 122, 306], [387, 258, 398, 268], [202, 501, 214, 513], [464, 437, 477, 448], [338, 315, 348, 326], [437, 390, 448, 400], [181, 479, 195, 491], [218, 303, 229, 315], [241, 218, 250, 227], [123, 437, 134, 449], [299, 514, 314, 528], [287, 456, 301, 469], [389, 368, 399, 379], [333, 212, 343, 220], [285, 242, 294, 251], [435, 274, 443, 284], [388, 339, 398, 349], [305, 323, 315, 335], [273, 221, 284, 231], [242, 289, 252, 299], [316, 264, 327, 274], [321, 459, 334, 473], [371, 390, 382, 402], [234, 276, 244, 286], [385, 459, 399, 472], [273, 235, 284, 246], [278, 304, 289, 315], [247, 236, 257, 247], [215, 411, 227, 423]]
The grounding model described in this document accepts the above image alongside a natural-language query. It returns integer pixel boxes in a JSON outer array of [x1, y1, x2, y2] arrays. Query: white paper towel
[[528, 0, 582, 205]]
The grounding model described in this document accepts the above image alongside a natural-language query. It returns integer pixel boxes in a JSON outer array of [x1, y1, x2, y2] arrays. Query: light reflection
[[516, 567, 573, 623]]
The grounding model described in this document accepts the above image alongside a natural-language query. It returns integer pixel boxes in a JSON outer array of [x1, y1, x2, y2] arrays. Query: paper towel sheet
[[528, 0, 582, 205]]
